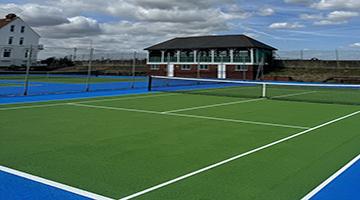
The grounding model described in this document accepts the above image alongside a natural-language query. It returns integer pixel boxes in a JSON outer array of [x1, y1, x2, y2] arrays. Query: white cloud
[[312, 0, 360, 10], [269, 22, 304, 29], [314, 11, 359, 25], [258, 7, 275, 16], [350, 42, 360, 48], [0, 3, 69, 26], [300, 13, 323, 20]]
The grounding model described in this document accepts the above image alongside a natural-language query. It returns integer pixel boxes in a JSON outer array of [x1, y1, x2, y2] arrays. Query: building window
[[199, 65, 209, 70], [8, 37, 13, 45], [24, 49, 29, 58], [3, 49, 12, 58], [235, 65, 248, 71], [19, 37, 24, 45], [181, 65, 191, 70], [10, 25, 15, 32], [150, 65, 160, 70], [21, 26, 25, 33]]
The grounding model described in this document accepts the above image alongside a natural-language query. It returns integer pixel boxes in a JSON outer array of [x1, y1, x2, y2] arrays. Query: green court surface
[[0, 75, 145, 84], [0, 92, 360, 199]]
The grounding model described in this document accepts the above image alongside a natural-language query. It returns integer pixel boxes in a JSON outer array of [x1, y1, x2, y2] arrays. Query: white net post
[[262, 83, 267, 98]]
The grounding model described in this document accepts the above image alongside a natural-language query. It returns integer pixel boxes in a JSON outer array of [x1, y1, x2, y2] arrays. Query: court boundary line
[[0, 93, 178, 111], [68, 103, 309, 130], [0, 165, 114, 200], [162, 91, 317, 114], [301, 153, 360, 200], [118, 110, 360, 200]]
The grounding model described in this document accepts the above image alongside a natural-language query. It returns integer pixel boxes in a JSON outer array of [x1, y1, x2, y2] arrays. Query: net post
[[148, 75, 152, 91], [262, 83, 267, 98]]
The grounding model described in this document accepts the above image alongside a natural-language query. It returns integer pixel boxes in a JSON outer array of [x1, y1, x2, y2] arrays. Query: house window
[[3, 49, 12, 58], [24, 49, 29, 58], [21, 26, 25, 33], [19, 37, 24, 45], [10, 25, 15, 32], [150, 65, 160, 70], [8, 37, 13, 45], [181, 65, 191, 70], [235, 65, 248, 71], [199, 65, 209, 70]]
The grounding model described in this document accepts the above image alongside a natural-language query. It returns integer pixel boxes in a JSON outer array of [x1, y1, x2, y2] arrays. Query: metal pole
[[197, 52, 200, 78], [23, 45, 33, 96], [73, 47, 77, 61], [85, 47, 94, 92], [131, 51, 137, 88]]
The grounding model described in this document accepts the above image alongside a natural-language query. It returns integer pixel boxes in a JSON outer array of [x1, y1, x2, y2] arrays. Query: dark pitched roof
[[145, 35, 277, 51], [0, 14, 18, 29]]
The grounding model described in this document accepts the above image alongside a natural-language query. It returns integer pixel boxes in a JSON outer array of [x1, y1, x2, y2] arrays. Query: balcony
[[180, 56, 194, 63], [233, 56, 251, 63], [214, 56, 231, 63], [198, 56, 212, 62], [149, 57, 162, 62]]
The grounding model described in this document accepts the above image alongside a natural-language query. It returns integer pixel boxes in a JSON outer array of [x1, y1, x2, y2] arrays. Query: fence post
[[131, 51, 137, 89], [85, 47, 94, 92], [23, 45, 33, 96]]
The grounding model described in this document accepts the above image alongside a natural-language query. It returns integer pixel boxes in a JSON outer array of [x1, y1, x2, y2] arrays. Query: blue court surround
[[0, 171, 91, 200], [311, 159, 360, 200]]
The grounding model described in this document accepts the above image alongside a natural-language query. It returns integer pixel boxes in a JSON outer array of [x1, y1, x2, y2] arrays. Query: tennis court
[[0, 72, 148, 97], [1, 77, 360, 199]]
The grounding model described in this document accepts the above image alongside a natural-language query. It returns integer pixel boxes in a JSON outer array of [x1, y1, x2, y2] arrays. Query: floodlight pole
[[23, 45, 33, 96]]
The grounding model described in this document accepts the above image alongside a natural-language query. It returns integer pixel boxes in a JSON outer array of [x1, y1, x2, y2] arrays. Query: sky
[[0, 0, 360, 54]]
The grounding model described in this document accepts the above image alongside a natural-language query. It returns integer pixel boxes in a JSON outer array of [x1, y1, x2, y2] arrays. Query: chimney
[[5, 13, 17, 21]]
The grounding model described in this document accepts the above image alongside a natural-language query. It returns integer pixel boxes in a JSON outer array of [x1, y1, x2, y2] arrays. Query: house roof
[[145, 35, 277, 51], [0, 14, 18, 29]]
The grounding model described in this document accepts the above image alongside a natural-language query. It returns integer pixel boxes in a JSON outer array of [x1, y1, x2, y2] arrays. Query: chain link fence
[[0, 45, 148, 97], [276, 49, 360, 61]]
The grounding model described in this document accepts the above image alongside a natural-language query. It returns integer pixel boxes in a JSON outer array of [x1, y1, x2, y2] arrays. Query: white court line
[[162, 98, 263, 114], [67, 103, 308, 130], [119, 110, 360, 200], [0, 165, 114, 200], [162, 91, 317, 114], [0, 103, 66, 111], [74, 93, 179, 104], [0, 93, 178, 111], [301, 153, 360, 200], [166, 112, 310, 130]]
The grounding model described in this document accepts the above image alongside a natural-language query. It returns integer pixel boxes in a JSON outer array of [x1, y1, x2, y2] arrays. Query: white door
[[167, 64, 174, 77]]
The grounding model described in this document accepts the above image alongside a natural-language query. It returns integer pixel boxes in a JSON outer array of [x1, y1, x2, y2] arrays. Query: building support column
[[177, 50, 180, 63], [161, 51, 165, 63], [250, 48, 255, 64], [211, 50, 215, 63], [230, 49, 234, 63], [193, 50, 197, 63]]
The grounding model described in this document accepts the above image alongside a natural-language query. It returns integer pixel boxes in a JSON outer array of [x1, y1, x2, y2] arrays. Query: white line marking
[[118, 110, 360, 200], [166, 112, 310, 130], [162, 98, 263, 114], [0, 165, 114, 200], [67, 103, 308, 130], [272, 91, 318, 99], [0, 93, 177, 111], [162, 91, 317, 114], [0, 103, 66, 111], [301, 153, 360, 200], [74, 93, 179, 104]]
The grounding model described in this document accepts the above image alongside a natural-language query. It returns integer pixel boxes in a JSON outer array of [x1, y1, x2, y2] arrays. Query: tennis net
[[148, 76, 360, 105]]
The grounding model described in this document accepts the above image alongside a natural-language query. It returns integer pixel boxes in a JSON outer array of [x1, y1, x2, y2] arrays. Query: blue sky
[[0, 0, 359, 52]]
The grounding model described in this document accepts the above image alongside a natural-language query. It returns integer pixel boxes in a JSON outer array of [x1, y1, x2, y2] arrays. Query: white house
[[0, 13, 42, 67]]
